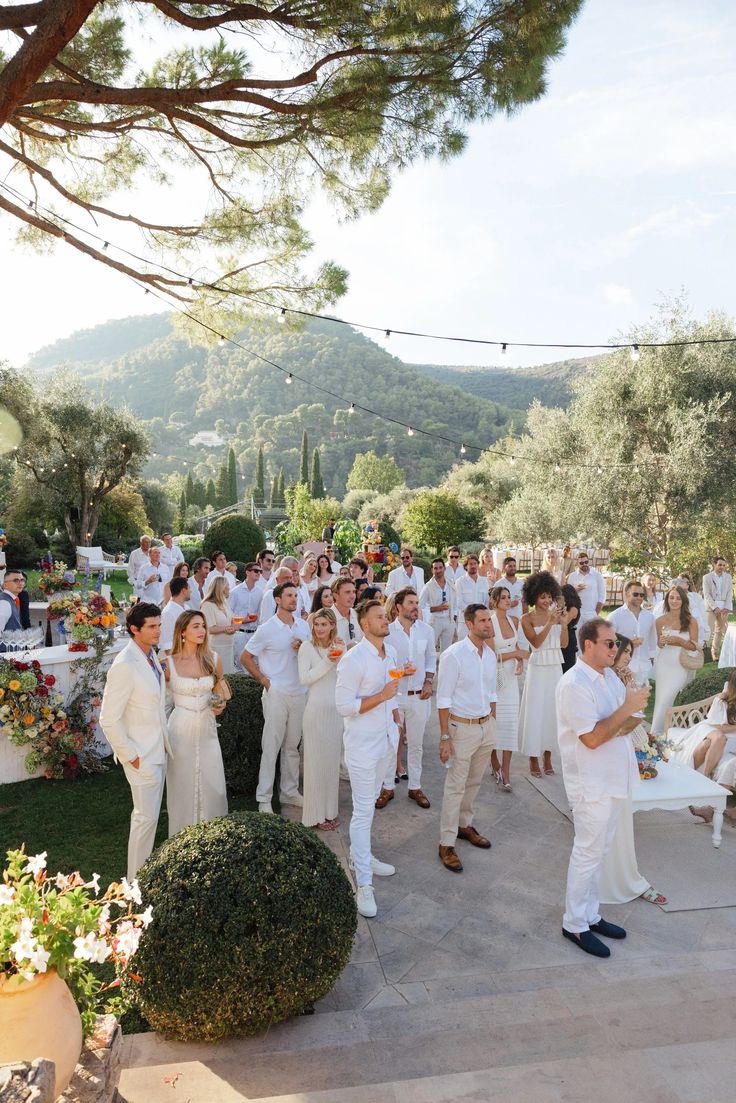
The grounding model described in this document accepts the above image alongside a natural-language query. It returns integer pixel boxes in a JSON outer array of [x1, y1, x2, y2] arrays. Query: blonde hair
[[300, 555, 317, 581], [384, 593, 398, 622], [225, 561, 237, 575], [203, 575, 230, 612], [308, 608, 337, 648], [170, 610, 218, 679], [541, 549, 559, 572]]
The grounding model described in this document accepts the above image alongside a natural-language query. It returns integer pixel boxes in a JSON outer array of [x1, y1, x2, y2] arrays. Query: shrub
[[219, 673, 264, 795], [674, 667, 733, 707], [202, 514, 264, 564], [177, 537, 204, 565], [6, 530, 44, 568], [127, 813, 357, 1040]]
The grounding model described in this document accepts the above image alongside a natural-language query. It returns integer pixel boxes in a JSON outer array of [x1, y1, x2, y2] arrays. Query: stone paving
[[119, 711, 736, 1102]]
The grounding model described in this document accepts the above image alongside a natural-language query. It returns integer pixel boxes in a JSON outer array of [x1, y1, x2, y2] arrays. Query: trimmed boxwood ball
[[219, 673, 264, 795], [674, 667, 734, 707], [126, 812, 357, 1041], [202, 513, 265, 565]]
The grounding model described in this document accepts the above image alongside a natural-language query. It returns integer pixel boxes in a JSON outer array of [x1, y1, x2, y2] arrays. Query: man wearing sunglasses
[[230, 562, 265, 669], [607, 579, 657, 682], [385, 545, 425, 599], [556, 617, 650, 958], [445, 546, 465, 585], [567, 551, 606, 632]]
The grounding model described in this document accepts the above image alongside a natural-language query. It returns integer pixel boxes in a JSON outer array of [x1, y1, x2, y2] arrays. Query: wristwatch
[[439, 734, 451, 742]]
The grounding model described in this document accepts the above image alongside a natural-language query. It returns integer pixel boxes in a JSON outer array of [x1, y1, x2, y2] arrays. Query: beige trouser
[[439, 715, 496, 846], [708, 610, 728, 658]]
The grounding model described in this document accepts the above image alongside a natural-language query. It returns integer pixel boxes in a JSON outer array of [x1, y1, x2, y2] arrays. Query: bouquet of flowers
[[636, 734, 677, 779], [0, 658, 95, 778], [47, 592, 81, 622], [0, 848, 152, 1034], [37, 561, 76, 596], [63, 594, 117, 648]]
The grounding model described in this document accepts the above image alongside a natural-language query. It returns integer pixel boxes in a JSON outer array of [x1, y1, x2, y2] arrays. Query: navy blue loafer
[[562, 927, 611, 958], [590, 919, 626, 940]]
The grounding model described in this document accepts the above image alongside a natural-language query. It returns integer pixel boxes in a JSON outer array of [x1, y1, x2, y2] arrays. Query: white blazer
[[99, 641, 171, 766], [702, 571, 733, 613]]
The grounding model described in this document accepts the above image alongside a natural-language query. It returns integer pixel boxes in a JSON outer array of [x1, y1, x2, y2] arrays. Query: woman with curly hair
[[518, 570, 575, 777]]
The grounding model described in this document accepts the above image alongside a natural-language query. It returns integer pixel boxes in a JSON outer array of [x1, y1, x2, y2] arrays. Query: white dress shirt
[[566, 568, 606, 617], [259, 584, 309, 623], [501, 576, 525, 621], [159, 599, 189, 651], [127, 547, 150, 585], [205, 568, 233, 597], [229, 581, 262, 627], [419, 577, 455, 625], [243, 614, 309, 694], [607, 605, 657, 674], [387, 619, 436, 700], [454, 573, 490, 613], [556, 661, 638, 803], [436, 637, 497, 719], [187, 575, 207, 611], [385, 564, 425, 597], [335, 607, 363, 646], [160, 543, 185, 571], [134, 561, 171, 605], [335, 638, 399, 760], [446, 563, 466, 584]]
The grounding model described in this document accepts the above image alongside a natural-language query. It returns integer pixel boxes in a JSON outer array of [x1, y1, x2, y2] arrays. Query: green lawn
[[25, 569, 134, 603]]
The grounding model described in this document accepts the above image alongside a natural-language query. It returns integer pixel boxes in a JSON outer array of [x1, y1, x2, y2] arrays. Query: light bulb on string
[[102, 241, 108, 251], [348, 403, 355, 414], [597, 466, 603, 475], [407, 426, 414, 436], [385, 329, 391, 338], [286, 373, 293, 384], [509, 455, 515, 465], [460, 443, 466, 455], [631, 344, 640, 362], [218, 335, 225, 346], [501, 343, 508, 356], [278, 308, 287, 324], [554, 464, 561, 474]]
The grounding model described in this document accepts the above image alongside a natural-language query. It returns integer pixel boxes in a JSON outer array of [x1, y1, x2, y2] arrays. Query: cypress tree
[[185, 470, 195, 504], [310, 448, 324, 498], [190, 479, 206, 508], [268, 472, 279, 509], [206, 478, 217, 508], [227, 446, 238, 504], [277, 468, 286, 507], [174, 490, 187, 533], [299, 430, 309, 485], [215, 463, 229, 509], [253, 446, 265, 506]]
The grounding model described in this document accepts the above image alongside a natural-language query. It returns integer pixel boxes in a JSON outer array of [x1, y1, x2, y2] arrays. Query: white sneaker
[[279, 792, 304, 807], [371, 856, 396, 877], [356, 885, 377, 918], [258, 802, 274, 813]]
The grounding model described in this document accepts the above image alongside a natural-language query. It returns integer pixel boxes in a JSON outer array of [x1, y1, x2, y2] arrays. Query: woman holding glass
[[651, 586, 699, 734], [201, 575, 236, 674], [299, 609, 344, 830], [165, 610, 228, 836], [489, 585, 526, 791]]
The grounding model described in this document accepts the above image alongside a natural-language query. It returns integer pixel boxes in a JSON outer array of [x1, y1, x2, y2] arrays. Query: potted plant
[[0, 848, 151, 1096]]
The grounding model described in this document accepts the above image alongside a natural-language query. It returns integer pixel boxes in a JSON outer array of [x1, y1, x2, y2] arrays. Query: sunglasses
[[248, 568, 262, 574], [630, 591, 645, 598], [600, 640, 617, 649], [449, 554, 459, 558]]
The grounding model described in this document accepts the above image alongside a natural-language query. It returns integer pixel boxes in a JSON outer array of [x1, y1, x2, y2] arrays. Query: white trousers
[[121, 759, 166, 882], [257, 687, 306, 803], [432, 614, 455, 654], [346, 741, 396, 887], [384, 695, 429, 791], [563, 796, 624, 933]]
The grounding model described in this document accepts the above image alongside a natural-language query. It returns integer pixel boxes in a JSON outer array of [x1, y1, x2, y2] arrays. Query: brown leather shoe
[[457, 825, 491, 849], [374, 787, 395, 809], [408, 788, 431, 808], [438, 845, 463, 872]]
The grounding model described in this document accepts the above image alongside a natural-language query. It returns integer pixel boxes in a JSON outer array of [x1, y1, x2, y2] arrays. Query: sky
[[1, 0, 735, 369]]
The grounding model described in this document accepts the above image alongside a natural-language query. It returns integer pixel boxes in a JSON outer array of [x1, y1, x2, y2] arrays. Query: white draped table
[[0, 639, 125, 784], [718, 624, 736, 668], [632, 760, 729, 847]]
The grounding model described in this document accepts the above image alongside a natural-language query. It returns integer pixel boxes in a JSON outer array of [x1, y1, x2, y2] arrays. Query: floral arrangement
[[0, 658, 99, 778], [58, 593, 117, 649], [0, 848, 152, 1034], [0, 528, 7, 549], [636, 734, 677, 779], [360, 521, 399, 581], [37, 561, 77, 596]]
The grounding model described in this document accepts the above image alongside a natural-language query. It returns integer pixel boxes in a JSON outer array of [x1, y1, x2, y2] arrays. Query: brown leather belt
[[449, 712, 491, 725], [407, 690, 424, 696]]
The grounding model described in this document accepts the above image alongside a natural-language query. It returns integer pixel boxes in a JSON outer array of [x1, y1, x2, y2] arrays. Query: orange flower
[[23, 713, 34, 725], [8, 679, 21, 691]]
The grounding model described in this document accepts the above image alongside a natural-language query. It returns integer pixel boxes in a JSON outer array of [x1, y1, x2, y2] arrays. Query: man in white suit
[[702, 557, 733, 660], [100, 602, 171, 880]]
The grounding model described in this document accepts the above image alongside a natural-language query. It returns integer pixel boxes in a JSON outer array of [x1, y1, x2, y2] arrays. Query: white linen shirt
[[127, 547, 150, 585], [500, 576, 525, 621], [556, 660, 638, 803], [243, 614, 309, 694], [419, 577, 455, 625], [259, 584, 309, 623], [454, 573, 490, 614], [335, 607, 363, 647], [387, 619, 436, 701], [160, 543, 185, 571], [134, 561, 171, 605], [335, 638, 399, 760], [229, 581, 262, 624], [187, 575, 207, 612], [436, 637, 497, 719], [446, 563, 466, 584], [385, 564, 425, 597], [607, 605, 657, 673], [159, 599, 189, 651], [566, 568, 606, 617]]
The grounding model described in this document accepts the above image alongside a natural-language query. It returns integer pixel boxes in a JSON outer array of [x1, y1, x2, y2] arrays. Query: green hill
[[409, 357, 595, 409], [25, 315, 529, 495]]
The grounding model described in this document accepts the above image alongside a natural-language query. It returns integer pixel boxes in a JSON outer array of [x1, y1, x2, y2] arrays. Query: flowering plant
[[37, 561, 76, 596], [636, 734, 677, 777], [0, 658, 96, 778], [64, 593, 116, 635], [0, 848, 152, 1034]]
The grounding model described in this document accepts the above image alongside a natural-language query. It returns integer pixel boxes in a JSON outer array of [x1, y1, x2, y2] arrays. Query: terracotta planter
[[0, 968, 83, 1096]]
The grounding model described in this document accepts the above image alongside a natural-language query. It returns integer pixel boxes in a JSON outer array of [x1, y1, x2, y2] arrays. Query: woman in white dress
[[298, 609, 344, 830], [310, 585, 336, 613], [201, 575, 237, 674], [667, 673, 736, 827], [165, 610, 228, 836], [315, 554, 334, 586], [489, 585, 526, 792], [300, 554, 319, 595], [541, 548, 565, 584], [651, 586, 698, 734], [518, 571, 573, 778], [479, 547, 502, 586], [599, 637, 667, 906]]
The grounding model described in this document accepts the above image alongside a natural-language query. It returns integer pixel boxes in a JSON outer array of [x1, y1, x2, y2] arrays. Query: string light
[[460, 443, 466, 454], [501, 342, 508, 356], [349, 403, 355, 414], [631, 344, 641, 362], [285, 373, 293, 384], [218, 335, 225, 346], [509, 456, 515, 465], [407, 426, 414, 436], [278, 308, 286, 324], [554, 464, 561, 473], [385, 329, 391, 338]]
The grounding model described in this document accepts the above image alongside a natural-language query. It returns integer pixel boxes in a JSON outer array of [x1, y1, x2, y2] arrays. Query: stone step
[[120, 967, 736, 1102]]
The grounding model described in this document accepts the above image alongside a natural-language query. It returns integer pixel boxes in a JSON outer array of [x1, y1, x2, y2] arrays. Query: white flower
[[73, 932, 111, 964], [26, 852, 47, 877], [114, 920, 142, 960], [28, 943, 50, 973], [120, 877, 142, 906], [97, 903, 111, 935], [10, 918, 40, 963], [54, 873, 71, 891], [138, 905, 153, 929], [0, 884, 15, 906], [88, 873, 101, 894]]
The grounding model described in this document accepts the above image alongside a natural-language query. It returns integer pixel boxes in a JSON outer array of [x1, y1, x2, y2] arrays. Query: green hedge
[[674, 667, 733, 707], [127, 813, 357, 1040], [203, 514, 264, 565], [219, 673, 264, 796]]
